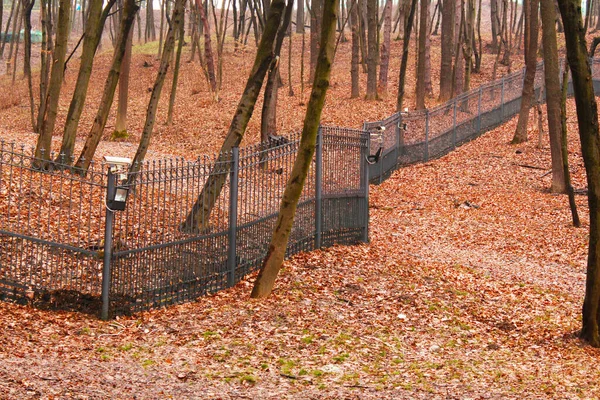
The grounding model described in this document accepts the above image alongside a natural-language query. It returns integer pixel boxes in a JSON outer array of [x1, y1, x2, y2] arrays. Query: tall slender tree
[[439, 0, 455, 102], [557, 0, 600, 347], [251, 0, 339, 298], [540, 0, 565, 192], [364, 0, 378, 99], [512, 0, 539, 144], [415, 0, 429, 108]]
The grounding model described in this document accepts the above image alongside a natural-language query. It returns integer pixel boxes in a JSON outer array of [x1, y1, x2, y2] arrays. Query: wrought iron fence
[[0, 127, 369, 318], [1, 57, 597, 318], [364, 60, 578, 183]]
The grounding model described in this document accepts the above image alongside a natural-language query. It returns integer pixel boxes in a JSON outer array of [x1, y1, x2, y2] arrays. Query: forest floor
[[0, 31, 599, 398]]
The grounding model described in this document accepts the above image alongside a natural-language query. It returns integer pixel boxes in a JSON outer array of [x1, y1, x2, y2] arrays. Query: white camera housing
[[103, 156, 132, 167]]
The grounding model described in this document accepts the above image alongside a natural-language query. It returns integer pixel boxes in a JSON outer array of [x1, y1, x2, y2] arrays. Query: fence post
[[227, 147, 239, 287], [452, 98, 457, 149], [424, 110, 429, 162], [101, 170, 116, 321], [501, 76, 505, 121], [361, 131, 370, 243], [315, 127, 323, 249], [477, 86, 482, 132]]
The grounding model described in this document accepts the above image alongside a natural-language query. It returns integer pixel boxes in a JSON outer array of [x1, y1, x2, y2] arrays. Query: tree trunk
[[198, 0, 218, 96], [462, 0, 475, 93], [130, 0, 186, 172], [37, 0, 53, 134], [297, 0, 304, 32], [59, 0, 115, 163], [251, 0, 339, 299], [439, 0, 454, 101], [34, 0, 72, 165], [396, 0, 417, 111], [540, 0, 565, 192], [22, 0, 35, 132], [146, 0, 156, 42], [180, 0, 287, 232], [415, 0, 428, 109], [310, 0, 323, 80], [491, 0, 499, 49], [350, 0, 360, 97], [512, 0, 538, 144], [260, 0, 294, 140], [364, 0, 378, 99], [74, 0, 139, 172], [557, 0, 600, 348], [560, 62, 580, 228], [114, 26, 134, 138], [167, 9, 186, 125], [377, 0, 391, 95], [452, 0, 464, 96]]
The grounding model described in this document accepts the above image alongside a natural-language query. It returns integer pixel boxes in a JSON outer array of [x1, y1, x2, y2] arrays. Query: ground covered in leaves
[[0, 25, 598, 399], [0, 105, 598, 398]]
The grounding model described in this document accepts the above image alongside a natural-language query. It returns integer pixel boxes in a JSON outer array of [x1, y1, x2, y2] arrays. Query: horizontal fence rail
[[0, 57, 595, 318]]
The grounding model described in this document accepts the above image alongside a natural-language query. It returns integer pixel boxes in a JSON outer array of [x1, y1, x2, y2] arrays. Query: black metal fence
[[364, 59, 597, 183], [0, 127, 369, 317], [2, 58, 599, 318]]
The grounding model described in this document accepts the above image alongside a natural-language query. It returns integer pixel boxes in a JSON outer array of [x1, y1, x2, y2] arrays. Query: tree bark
[[129, 0, 186, 172], [181, 0, 287, 232], [59, 0, 115, 163], [377, 0, 392, 95], [415, 0, 428, 108], [350, 0, 360, 97], [167, 8, 186, 126], [557, 0, 600, 347], [74, 0, 139, 172], [364, 0, 378, 99], [310, 0, 323, 81], [198, 0, 218, 97], [396, 0, 417, 111], [22, 0, 35, 132], [260, 0, 294, 141], [296, 0, 305, 32], [512, 0, 539, 144], [251, 0, 339, 299], [560, 62, 580, 228], [34, 0, 72, 165], [114, 25, 134, 137], [439, 0, 454, 102], [491, 0, 499, 49], [540, 0, 565, 192]]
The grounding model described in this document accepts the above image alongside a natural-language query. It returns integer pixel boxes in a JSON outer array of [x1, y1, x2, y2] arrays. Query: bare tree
[[251, 0, 339, 298], [512, 0, 539, 144], [415, 0, 429, 108], [364, 0, 378, 99], [557, 0, 600, 347], [439, 0, 455, 102]]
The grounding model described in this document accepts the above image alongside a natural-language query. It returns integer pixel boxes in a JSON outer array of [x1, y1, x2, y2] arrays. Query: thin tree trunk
[[377, 0, 391, 95], [198, 0, 218, 97], [415, 0, 428, 108], [181, 0, 287, 232], [557, 0, 600, 347], [560, 63, 580, 227], [396, 0, 417, 111], [251, 0, 339, 299], [167, 12, 186, 125], [260, 0, 294, 141], [439, 0, 454, 101], [74, 0, 139, 172], [512, 0, 538, 144], [540, 0, 565, 192], [297, 0, 305, 32], [364, 0, 378, 99], [114, 26, 134, 137], [22, 0, 35, 132], [350, 0, 360, 97], [310, 0, 323, 80]]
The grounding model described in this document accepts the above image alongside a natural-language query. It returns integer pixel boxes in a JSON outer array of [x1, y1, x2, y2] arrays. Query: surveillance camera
[[103, 156, 132, 166]]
